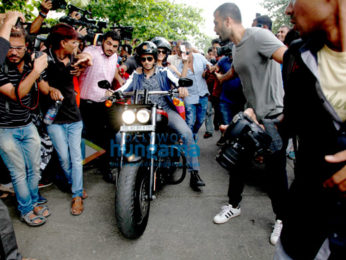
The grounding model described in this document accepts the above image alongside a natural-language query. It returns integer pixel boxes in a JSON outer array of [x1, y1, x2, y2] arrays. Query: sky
[[174, 0, 267, 37]]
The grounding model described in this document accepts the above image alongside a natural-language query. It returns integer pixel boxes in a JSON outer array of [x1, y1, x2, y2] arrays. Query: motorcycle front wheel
[[115, 161, 150, 239]]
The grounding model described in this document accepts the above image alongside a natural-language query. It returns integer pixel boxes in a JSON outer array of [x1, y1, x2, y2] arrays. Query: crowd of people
[[0, 0, 345, 259]]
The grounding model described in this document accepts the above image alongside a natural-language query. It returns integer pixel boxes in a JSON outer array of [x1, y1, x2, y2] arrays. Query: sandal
[[34, 205, 51, 218], [20, 211, 46, 227], [71, 197, 83, 216]]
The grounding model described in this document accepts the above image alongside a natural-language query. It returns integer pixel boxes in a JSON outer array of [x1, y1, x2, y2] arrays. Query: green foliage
[[194, 34, 213, 54], [88, 0, 205, 43], [0, 0, 41, 20], [0, 0, 211, 51], [260, 0, 291, 33]]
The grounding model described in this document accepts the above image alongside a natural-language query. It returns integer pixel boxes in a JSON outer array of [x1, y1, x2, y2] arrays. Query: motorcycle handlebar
[[108, 89, 179, 103]]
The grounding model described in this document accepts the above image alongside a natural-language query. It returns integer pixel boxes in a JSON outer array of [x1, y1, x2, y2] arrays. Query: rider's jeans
[[0, 123, 41, 216], [185, 95, 208, 137], [166, 109, 200, 172], [47, 121, 83, 198]]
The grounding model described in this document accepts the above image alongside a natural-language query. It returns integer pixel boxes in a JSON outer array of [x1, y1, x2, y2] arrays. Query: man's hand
[[71, 53, 92, 76], [74, 53, 93, 67], [49, 87, 64, 101], [33, 53, 48, 74], [206, 64, 217, 73], [40, 0, 52, 13], [243, 108, 265, 130], [178, 87, 188, 98], [0, 11, 25, 27], [324, 150, 346, 193], [76, 26, 87, 37], [215, 72, 225, 84]]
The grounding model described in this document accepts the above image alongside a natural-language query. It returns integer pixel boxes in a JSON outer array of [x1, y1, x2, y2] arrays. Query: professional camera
[[50, 0, 67, 10], [112, 25, 134, 40], [216, 112, 272, 170], [217, 40, 233, 57]]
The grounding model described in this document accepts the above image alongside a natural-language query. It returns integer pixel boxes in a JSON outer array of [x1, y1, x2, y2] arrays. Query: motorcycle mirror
[[98, 80, 111, 89], [178, 78, 193, 87]]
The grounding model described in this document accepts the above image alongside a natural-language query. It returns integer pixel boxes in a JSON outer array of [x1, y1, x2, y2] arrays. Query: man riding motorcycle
[[116, 41, 205, 191]]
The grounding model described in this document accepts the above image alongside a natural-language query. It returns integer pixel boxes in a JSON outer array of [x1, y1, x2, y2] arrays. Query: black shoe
[[203, 132, 213, 139], [216, 136, 226, 146], [190, 171, 205, 191]]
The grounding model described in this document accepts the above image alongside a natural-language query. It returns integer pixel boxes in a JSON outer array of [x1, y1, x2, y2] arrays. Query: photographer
[[212, 3, 288, 246], [0, 24, 57, 228], [0, 10, 37, 260], [30, 0, 52, 34], [275, 1, 346, 258]]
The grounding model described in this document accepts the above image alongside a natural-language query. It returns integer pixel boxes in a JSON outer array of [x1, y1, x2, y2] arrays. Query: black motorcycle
[[103, 78, 192, 239]]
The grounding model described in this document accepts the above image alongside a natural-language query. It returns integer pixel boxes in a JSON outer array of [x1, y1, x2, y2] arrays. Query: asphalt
[[4, 127, 294, 260]]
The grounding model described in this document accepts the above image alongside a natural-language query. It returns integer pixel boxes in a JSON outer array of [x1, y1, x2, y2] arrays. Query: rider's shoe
[[190, 171, 205, 191]]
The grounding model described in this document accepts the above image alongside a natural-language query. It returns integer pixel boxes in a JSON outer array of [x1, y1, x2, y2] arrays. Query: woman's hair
[[47, 23, 78, 50]]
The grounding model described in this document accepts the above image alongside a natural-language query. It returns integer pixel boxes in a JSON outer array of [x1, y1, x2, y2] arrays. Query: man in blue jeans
[[0, 24, 53, 226], [117, 41, 205, 191], [179, 41, 211, 140]]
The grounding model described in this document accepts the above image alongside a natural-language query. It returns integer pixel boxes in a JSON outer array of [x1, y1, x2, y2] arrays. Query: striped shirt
[[0, 61, 44, 127]]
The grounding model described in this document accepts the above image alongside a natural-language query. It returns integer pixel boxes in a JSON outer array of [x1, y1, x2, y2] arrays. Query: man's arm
[[272, 46, 288, 64], [0, 54, 48, 101], [0, 11, 25, 40], [38, 80, 63, 101], [215, 66, 236, 85], [30, 0, 52, 34]]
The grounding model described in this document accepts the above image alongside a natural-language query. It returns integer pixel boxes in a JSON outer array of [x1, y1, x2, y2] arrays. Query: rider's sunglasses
[[141, 56, 154, 62], [158, 50, 167, 54]]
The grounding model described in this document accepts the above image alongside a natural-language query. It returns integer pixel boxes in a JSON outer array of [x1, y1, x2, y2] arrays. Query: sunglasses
[[158, 50, 167, 54], [141, 56, 154, 62]]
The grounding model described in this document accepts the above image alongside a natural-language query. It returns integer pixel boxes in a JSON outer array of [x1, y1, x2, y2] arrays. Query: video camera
[[50, 0, 68, 11], [216, 112, 272, 169], [59, 5, 107, 43], [111, 25, 134, 41], [217, 40, 233, 57]]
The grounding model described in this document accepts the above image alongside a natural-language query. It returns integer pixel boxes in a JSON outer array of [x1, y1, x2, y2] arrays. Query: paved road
[[5, 127, 294, 260]]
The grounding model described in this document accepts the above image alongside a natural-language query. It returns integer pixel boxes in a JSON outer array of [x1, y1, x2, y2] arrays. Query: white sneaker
[[270, 219, 283, 245], [213, 204, 241, 224]]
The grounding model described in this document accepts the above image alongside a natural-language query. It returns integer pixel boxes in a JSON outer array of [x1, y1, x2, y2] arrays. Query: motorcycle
[[101, 78, 192, 239]]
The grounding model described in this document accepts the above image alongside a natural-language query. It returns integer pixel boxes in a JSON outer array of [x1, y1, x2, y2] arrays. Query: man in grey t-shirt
[[212, 2, 288, 246], [232, 27, 284, 120]]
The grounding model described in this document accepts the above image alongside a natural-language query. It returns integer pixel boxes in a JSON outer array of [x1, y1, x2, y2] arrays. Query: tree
[[0, 0, 40, 19], [0, 0, 210, 51], [260, 0, 291, 33], [88, 0, 204, 42]]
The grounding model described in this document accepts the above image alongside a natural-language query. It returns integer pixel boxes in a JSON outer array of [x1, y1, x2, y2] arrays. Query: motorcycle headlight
[[122, 110, 136, 124], [136, 109, 150, 124]]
